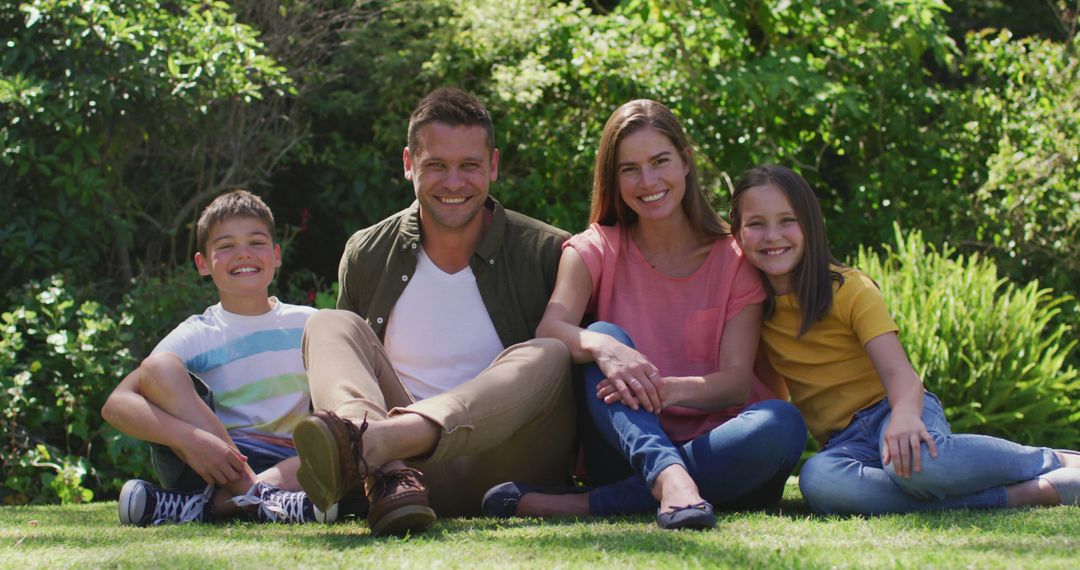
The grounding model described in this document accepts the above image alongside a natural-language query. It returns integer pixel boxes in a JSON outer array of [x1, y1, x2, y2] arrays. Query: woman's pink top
[[567, 223, 773, 442]]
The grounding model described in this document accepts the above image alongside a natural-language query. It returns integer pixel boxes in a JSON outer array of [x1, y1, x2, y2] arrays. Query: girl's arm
[[598, 303, 762, 411], [536, 247, 664, 412], [754, 348, 790, 401], [866, 332, 938, 478]]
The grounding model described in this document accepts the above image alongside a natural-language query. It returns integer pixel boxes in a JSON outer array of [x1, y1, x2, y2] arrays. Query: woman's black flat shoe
[[656, 501, 715, 530], [481, 481, 590, 517]]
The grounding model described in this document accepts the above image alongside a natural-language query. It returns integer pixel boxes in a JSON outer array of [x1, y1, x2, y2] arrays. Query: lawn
[[1, 481, 1078, 569]]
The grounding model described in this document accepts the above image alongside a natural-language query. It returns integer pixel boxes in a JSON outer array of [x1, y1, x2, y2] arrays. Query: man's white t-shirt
[[384, 248, 504, 400]]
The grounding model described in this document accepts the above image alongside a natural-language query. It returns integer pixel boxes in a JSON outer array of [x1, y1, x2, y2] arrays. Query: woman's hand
[[881, 409, 937, 478], [593, 341, 663, 413], [596, 375, 668, 413]]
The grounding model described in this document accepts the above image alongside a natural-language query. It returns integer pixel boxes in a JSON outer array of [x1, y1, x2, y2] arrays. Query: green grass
[[2, 482, 1078, 569]]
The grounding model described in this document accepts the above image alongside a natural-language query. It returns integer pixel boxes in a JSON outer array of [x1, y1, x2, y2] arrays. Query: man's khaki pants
[[301, 309, 575, 516]]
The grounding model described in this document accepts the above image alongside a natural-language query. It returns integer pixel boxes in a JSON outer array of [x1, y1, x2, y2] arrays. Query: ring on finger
[[647, 372, 658, 379], [628, 379, 640, 386]]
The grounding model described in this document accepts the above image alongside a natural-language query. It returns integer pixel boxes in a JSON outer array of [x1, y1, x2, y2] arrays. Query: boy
[[102, 190, 333, 525]]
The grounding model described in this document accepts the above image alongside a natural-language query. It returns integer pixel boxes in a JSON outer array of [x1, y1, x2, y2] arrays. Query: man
[[294, 87, 575, 536]]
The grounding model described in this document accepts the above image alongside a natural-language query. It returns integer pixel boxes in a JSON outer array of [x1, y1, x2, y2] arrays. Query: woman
[[482, 100, 807, 529]]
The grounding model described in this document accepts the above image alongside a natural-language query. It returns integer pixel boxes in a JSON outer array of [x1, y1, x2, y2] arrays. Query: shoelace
[[228, 483, 310, 522], [229, 483, 287, 522], [153, 485, 214, 525], [370, 467, 425, 499], [264, 489, 310, 522]]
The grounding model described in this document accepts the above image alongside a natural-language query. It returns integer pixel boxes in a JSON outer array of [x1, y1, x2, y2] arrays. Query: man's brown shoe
[[293, 410, 371, 512], [367, 467, 436, 536]]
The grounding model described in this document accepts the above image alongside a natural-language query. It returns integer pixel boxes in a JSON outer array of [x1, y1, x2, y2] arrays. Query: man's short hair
[[407, 87, 495, 153], [195, 190, 276, 255]]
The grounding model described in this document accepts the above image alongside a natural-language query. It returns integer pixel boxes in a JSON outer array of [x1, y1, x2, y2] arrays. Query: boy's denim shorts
[[149, 373, 297, 491]]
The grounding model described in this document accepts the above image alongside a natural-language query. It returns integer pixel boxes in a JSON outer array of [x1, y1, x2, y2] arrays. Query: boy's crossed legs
[[105, 353, 330, 525]]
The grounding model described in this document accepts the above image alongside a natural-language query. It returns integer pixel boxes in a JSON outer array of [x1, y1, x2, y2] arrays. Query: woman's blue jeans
[[581, 322, 807, 515], [799, 392, 1061, 514]]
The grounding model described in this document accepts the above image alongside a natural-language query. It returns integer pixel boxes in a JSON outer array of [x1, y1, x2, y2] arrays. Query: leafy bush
[[119, 267, 219, 357], [960, 30, 1080, 298], [295, 1, 1077, 309], [0, 0, 294, 291], [0, 276, 141, 504], [857, 225, 1080, 446]]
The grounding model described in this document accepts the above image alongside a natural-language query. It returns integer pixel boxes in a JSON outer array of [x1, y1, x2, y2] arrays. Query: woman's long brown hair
[[590, 99, 728, 238]]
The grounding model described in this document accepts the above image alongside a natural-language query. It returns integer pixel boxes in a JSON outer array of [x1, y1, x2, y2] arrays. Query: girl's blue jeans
[[582, 322, 807, 515], [799, 391, 1061, 514]]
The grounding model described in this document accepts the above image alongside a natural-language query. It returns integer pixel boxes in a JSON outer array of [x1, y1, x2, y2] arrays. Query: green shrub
[[0, 0, 293, 292], [0, 276, 143, 504], [857, 225, 1080, 446], [119, 267, 218, 358], [961, 30, 1080, 300]]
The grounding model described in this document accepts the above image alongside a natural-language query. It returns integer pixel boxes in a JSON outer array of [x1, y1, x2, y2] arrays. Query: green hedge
[[0, 270, 217, 505], [1, 276, 140, 504]]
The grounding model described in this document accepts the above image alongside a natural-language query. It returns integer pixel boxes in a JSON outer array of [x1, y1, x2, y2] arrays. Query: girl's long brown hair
[[730, 165, 845, 336]]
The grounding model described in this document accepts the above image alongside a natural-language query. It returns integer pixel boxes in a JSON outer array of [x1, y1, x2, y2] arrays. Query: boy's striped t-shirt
[[151, 298, 317, 440]]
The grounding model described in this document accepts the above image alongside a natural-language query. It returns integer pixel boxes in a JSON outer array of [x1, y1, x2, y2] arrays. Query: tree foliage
[[963, 30, 1080, 295], [0, 0, 294, 287]]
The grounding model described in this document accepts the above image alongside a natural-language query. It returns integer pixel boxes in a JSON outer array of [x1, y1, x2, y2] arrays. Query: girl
[[482, 101, 806, 529], [730, 164, 1080, 514]]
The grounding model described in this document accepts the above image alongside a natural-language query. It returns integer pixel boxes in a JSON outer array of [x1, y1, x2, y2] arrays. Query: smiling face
[[615, 127, 690, 224], [404, 122, 498, 237], [194, 216, 281, 304], [734, 183, 806, 295]]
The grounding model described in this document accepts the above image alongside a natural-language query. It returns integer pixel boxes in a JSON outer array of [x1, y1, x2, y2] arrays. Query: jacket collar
[[398, 197, 506, 263]]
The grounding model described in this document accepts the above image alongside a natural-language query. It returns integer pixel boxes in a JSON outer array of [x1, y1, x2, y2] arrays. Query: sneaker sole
[[313, 502, 339, 524], [370, 504, 436, 537], [293, 417, 345, 512], [118, 479, 147, 526]]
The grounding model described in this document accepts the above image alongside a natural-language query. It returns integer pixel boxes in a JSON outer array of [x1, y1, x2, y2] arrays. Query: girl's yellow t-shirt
[[761, 268, 897, 445]]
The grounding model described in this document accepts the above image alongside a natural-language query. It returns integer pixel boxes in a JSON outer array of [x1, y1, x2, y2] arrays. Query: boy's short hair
[[407, 87, 495, 153], [196, 190, 276, 255]]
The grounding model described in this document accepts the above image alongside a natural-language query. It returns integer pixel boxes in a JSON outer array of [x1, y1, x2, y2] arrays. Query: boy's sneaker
[[228, 481, 338, 523], [119, 479, 214, 526]]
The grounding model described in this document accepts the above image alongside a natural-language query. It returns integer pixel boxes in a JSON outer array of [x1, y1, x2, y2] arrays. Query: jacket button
[[401, 275, 408, 282], [376, 317, 384, 324]]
